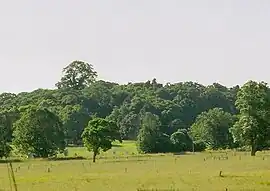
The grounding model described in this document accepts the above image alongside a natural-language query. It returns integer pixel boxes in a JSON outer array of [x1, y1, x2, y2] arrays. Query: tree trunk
[[93, 151, 97, 163], [251, 144, 257, 156]]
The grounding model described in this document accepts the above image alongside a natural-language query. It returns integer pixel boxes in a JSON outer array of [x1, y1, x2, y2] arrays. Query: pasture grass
[[0, 141, 270, 191], [60, 140, 138, 159]]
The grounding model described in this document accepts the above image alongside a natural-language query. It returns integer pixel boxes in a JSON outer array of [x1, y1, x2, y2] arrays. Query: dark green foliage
[[0, 143, 11, 159], [193, 140, 206, 152], [0, 78, 241, 154], [13, 106, 66, 158], [0, 93, 18, 110], [82, 118, 121, 162], [59, 104, 91, 145], [0, 115, 12, 158], [107, 106, 141, 140], [170, 129, 193, 152], [230, 81, 270, 156], [190, 108, 235, 150], [6, 62, 270, 155], [137, 113, 171, 153], [56, 60, 97, 90], [0, 108, 20, 158]]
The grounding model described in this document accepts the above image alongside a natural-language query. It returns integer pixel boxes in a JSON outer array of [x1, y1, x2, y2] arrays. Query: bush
[[193, 140, 206, 152], [170, 129, 193, 152]]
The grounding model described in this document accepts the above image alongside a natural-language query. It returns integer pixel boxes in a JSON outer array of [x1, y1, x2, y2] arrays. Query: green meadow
[[0, 141, 270, 191]]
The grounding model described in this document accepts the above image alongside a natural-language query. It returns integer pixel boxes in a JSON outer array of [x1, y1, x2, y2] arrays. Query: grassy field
[[0, 141, 270, 191]]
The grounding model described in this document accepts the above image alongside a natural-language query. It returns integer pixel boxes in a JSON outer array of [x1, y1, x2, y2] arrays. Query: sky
[[0, 0, 270, 93]]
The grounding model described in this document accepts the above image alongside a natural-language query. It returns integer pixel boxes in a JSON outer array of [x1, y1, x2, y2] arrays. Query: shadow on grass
[[218, 174, 246, 178], [49, 155, 152, 162], [0, 152, 174, 163], [260, 181, 270, 186], [103, 159, 148, 163], [112, 144, 123, 147], [173, 152, 196, 156], [48, 156, 87, 161], [98, 154, 166, 160], [0, 159, 23, 163], [67, 144, 84, 148]]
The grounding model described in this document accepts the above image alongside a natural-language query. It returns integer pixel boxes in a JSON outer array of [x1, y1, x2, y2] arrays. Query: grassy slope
[[0, 141, 270, 191]]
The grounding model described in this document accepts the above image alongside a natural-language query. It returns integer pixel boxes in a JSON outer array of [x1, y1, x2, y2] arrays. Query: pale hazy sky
[[0, 0, 270, 93]]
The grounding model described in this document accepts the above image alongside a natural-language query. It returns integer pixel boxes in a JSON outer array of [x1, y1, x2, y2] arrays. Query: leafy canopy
[[56, 60, 97, 90], [230, 81, 270, 156], [82, 117, 121, 162], [137, 112, 170, 153], [13, 106, 66, 158], [170, 129, 193, 152], [0, 112, 13, 158], [190, 108, 235, 150]]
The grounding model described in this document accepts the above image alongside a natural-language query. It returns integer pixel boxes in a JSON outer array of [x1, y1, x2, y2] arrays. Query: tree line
[[0, 61, 270, 162]]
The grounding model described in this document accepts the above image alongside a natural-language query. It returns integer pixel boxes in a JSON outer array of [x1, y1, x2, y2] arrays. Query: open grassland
[[1, 142, 270, 191]]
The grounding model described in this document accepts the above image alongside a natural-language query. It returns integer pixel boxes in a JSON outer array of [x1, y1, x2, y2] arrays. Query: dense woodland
[[1, 61, 270, 161]]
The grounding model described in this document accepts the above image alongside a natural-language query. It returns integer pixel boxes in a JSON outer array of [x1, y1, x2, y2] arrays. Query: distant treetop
[[56, 60, 98, 90]]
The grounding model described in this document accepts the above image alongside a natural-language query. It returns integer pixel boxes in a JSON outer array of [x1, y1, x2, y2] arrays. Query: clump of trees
[[190, 108, 235, 150], [137, 112, 169, 153], [0, 112, 13, 158], [0, 60, 269, 159]]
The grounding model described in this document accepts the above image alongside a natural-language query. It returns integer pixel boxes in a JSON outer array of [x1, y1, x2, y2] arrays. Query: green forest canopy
[[1, 60, 270, 158]]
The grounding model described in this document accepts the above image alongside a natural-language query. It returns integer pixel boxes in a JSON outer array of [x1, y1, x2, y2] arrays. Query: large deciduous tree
[[59, 104, 91, 145], [0, 113, 13, 158], [137, 112, 170, 153], [56, 61, 97, 90], [13, 106, 66, 158], [108, 106, 141, 140], [0, 108, 20, 158], [190, 108, 235, 150], [230, 81, 270, 156], [81, 118, 121, 163]]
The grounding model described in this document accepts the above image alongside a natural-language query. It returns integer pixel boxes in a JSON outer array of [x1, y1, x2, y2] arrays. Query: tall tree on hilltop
[[56, 61, 97, 90]]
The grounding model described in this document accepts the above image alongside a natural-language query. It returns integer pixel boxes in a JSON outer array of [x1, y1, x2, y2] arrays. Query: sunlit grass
[[1, 141, 270, 190], [58, 140, 138, 159]]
